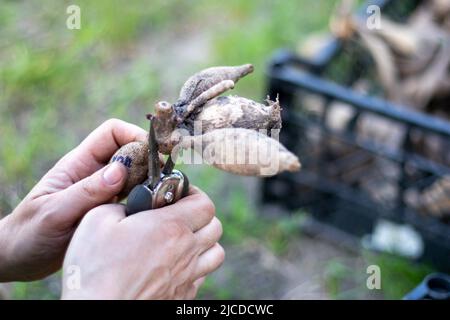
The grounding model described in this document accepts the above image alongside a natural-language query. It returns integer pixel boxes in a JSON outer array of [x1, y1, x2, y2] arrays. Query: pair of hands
[[0, 119, 224, 299]]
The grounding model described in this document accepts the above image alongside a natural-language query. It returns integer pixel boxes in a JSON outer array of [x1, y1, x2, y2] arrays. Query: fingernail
[[103, 162, 125, 185]]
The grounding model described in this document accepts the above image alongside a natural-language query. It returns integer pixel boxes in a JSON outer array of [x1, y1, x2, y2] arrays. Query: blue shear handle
[[126, 184, 153, 216], [403, 273, 450, 300]]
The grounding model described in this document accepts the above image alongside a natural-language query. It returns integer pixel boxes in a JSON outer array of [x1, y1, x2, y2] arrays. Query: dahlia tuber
[[109, 64, 300, 196], [179, 128, 300, 176], [192, 96, 281, 134], [110, 141, 149, 196]]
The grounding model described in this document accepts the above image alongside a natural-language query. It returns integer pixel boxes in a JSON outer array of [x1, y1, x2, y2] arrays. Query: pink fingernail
[[103, 162, 125, 185]]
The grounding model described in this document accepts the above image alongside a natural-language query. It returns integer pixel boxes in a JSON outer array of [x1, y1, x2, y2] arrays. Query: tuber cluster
[[110, 64, 300, 196]]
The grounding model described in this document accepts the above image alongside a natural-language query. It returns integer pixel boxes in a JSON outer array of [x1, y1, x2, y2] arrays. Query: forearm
[[0, 214, 15, 282]]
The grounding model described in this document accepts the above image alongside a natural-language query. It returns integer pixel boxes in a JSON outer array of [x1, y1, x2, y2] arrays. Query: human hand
[[61, 187, 224, 300], [0, 119, 147, 281]]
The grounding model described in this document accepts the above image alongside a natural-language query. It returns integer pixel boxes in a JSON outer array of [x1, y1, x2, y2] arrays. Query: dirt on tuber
[[110, 140, 149, 197], [192, 95, 281, 134]]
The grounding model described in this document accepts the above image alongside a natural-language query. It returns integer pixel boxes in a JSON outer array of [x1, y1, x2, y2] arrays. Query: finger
[[194, 243, 225, 279], [165, 186, 215, 232], [180, 278, 205, 300], [193, 276, 206, 290], [54, 119, 147, 181], [174, 281, 195, 300], [185, 283, 200, 300], [195, 217, 223, 254], [56, 162, 128, 221], [78, 119, 148, 164], [134, 185, 215, 232], [83, 203, 127, 225]]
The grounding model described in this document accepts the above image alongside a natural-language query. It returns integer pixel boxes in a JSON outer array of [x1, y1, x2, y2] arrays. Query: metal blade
[[162, 154, 176, 175], [148, 117, 161, 189]]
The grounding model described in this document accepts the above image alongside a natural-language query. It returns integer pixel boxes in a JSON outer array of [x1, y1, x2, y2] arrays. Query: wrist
[[61, 285, 118, 300], [0, 214, 15, 282]]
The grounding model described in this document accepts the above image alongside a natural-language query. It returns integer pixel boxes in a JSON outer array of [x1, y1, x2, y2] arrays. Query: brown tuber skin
[[193, 95, 282, 134], [110, 140, 149, 197], [184, 80, 235, 119], [153, 101, 179, 154], [152, 64, 255, 154], [174, 64, 254, 117]]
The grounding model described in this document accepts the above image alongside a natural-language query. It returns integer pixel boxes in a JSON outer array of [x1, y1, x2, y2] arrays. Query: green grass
[[367, 252, 434, 299], [0, 0, 435, 299], [324, 252, 434, 299], [12, 278, 59, 300]]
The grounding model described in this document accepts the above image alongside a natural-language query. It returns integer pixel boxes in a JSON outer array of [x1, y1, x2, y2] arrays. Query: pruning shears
[[125, 117, 189, 216]]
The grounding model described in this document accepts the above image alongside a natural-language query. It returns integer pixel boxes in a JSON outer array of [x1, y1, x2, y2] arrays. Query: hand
[[61, 187, 224, 300], [0, 119, 147, 281]]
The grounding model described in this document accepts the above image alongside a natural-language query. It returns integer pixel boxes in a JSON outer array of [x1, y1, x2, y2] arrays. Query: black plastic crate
[[262, 0, 450, 271]]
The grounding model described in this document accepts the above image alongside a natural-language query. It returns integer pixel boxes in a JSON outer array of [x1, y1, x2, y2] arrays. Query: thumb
[[58, 162, 128, 221]]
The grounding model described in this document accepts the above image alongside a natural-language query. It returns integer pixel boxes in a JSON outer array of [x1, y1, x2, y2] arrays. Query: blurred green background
[[0, 0, 432, 299]]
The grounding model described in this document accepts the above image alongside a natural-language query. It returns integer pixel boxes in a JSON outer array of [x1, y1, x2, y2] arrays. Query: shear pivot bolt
[[164, 191, 174, 203]]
